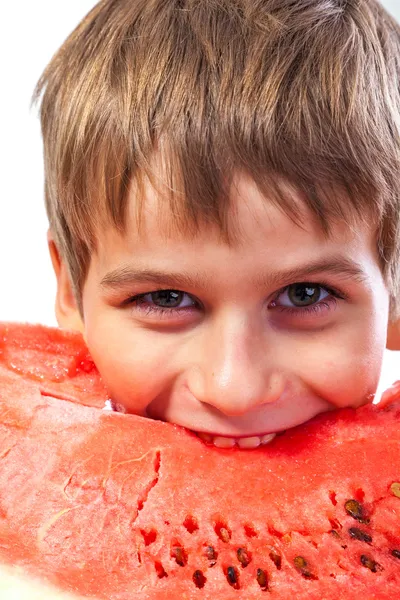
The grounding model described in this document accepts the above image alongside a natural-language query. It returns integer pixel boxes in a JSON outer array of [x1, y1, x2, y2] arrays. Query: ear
[[386, 317, 400, 350], [47, 230, 85, 334]]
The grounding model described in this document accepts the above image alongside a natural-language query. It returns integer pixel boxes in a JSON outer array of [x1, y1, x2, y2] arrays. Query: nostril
[[264, 372, 286, 404], [185, 367, 205, 403]]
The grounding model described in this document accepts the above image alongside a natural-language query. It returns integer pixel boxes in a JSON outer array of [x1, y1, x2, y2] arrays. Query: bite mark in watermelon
[[0, 322, 400, 599]]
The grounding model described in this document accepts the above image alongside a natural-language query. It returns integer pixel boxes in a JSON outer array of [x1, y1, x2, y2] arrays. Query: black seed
[[237, 547, 251, 567], [171, 546, 187, 566], [257, 568, 268, 590], [204, 545, 218, 566], [300, 570, 315, 579], [269, 549, 282, 570], [193, 570, 206, 589], [360, 555, 382, 573], [226, 566, 239, 589], [349, 528, 372, 544], [294, 556, 316, 579], [294, 556, 307, 570], [344, 499, 369, 524], [391, 549, 400, 559]]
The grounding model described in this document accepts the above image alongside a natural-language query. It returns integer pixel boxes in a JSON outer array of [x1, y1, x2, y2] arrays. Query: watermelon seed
[[193, 570, 207, 589], [171, 545, 188, 566], [282, 533, 292, 544], [256, 568, 269, 590], [220, 528, 230, 542], [348, 528, 372, 544], [268, 548, 282, 570], [390, 482, 400, 498], [215, 521, 231, 542], [225, 566, 240, 589], [329, 530, 341, 539], [391, 549, 400, 559], [344, 499, 369, 523], [294, 556, 318, 580], [183, 515, 199, 533], [360, 555, 382, 573], [204, 545, 218, 566], [237, 547, 251, 567], [154, 561, 168, 578]]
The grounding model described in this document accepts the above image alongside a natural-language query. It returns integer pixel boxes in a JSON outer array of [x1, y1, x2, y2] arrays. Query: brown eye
[[150, 290, 184, 308], [287, 283, 321, 307]]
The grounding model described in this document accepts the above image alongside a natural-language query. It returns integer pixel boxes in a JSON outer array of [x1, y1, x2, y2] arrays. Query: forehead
[[91, 171, 378, 282], [120, 171, 372, 249]]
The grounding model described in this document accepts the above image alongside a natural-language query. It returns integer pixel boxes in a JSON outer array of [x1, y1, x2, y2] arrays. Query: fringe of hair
[[33, 0, 400, 317]]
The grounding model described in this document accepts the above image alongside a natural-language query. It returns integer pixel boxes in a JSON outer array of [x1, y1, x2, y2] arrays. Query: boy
[[2, 0, 400, 595], [33, 0, 400, 450]]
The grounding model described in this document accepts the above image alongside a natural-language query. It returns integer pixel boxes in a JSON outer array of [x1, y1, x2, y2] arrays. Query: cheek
[[306, 349, 382, 408], [297, 310, 387, 408], [83, 316, 175, 413]]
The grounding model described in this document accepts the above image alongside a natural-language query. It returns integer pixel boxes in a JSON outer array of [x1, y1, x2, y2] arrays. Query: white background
[[0, 1, 399, 397]]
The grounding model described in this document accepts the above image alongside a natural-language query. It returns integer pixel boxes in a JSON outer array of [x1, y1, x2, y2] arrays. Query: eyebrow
[[100, 256, 369, 292]]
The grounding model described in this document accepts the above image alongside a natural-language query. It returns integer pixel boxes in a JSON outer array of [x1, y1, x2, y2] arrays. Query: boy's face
[[52, 172, 390, 448]]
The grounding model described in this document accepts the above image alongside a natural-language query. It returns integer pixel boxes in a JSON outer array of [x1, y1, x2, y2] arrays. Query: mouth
[[192, 430, 279, 449]]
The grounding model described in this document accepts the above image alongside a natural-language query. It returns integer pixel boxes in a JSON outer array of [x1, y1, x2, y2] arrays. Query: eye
[[277, 283, 330, 308], [125, 289, 198, 319], [142, 290, 194, 309]]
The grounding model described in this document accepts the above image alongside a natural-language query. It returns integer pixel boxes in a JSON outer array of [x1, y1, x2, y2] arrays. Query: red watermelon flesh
[[0, 322, 400, 599]]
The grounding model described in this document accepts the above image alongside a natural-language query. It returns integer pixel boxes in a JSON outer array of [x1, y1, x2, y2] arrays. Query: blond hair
[[34, 0, 400, 317]]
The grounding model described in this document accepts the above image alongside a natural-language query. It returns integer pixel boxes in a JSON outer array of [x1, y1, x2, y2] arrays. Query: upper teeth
[[196, 432, 276, 449]]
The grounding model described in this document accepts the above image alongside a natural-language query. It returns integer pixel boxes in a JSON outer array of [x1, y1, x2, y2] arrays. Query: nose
[[186, 310, 285, 417]]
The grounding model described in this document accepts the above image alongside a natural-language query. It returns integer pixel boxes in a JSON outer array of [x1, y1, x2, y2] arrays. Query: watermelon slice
[[0, 322, 399, 599]]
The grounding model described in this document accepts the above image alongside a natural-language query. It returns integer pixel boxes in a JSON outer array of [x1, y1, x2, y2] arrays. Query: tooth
[[237, 436, 261, 449], [197, 432, 213, 443], [213, 436, 236, 448], [196, 431, 277, 449], [260, 433, 276, 445]]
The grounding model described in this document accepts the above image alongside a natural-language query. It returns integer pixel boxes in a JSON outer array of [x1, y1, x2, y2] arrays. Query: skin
[[50, 172, 395, 439]]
